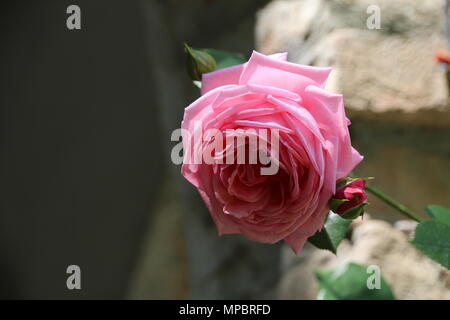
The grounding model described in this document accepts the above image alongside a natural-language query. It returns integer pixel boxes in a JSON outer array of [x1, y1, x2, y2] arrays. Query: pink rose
[[334, 179, 368, 214], [181, 51, 362, 253]]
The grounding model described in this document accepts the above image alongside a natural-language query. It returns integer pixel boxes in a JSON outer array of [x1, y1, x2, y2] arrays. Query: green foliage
[[184, 44, 247, 87], [201, 48, 247, 70], [423, 205, 450, 227], [315, 263, 395, 300], [308, 211, 351, 254], [411, 220, 450, 269], [184, 43, 217, 81], [340, 202, 367, 220], [410, 205, 450, 269]]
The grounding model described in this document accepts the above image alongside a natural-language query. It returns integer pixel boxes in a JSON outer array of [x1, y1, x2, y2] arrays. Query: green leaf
[[411, 220, 450, 269], [424, 205, 450, 227], [184, 43, 217, 81], [308, 211, 352, 254], [340, 202, 368, 220], [202, 48, 247, 70], [315, 263, 395, 300]]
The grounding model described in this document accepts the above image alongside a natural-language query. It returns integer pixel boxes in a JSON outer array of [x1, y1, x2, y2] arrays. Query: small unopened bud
[[184, 43, 217, 81], [331, 179, 368, 219]]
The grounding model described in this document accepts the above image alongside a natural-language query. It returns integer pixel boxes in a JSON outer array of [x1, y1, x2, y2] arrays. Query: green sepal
[[184, 43, 217, 81], [340, 202, 368, 220]]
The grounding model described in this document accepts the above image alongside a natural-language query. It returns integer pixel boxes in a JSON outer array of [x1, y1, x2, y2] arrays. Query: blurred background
[[1, 0, 449, 299]]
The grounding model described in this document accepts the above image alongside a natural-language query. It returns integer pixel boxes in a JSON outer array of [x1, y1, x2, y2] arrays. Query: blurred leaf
[[184, 43, 216, 81], [424, 205, 450, 227], [202, 48, 247, 70], [411, 220, 450, 269], [315, 263, 395, 300], [308, 211, 351, 254]]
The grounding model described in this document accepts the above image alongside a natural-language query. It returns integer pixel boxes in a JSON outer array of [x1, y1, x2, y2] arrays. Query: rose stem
[[365, 184, 424, 223]]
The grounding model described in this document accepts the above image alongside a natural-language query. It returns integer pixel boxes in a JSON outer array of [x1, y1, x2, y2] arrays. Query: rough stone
[[278, 218, 450, 299], [313, 29, 449, 123], [256, 0, 450, 124]]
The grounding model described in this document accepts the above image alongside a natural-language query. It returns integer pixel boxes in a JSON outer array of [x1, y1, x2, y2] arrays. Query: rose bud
[[332, 179, 368, 218], [184, 43, 217, 81]]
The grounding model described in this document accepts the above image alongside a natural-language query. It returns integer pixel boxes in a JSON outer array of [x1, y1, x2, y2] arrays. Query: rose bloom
[[181, 51, 362, 253], [334, 179, 368, 214]]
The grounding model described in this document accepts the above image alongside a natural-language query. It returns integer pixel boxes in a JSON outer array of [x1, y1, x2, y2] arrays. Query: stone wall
[[278, 217, 450, 299]]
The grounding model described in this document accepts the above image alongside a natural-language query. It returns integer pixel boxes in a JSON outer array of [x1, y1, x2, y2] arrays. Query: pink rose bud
[[334, 179, 368, 215]]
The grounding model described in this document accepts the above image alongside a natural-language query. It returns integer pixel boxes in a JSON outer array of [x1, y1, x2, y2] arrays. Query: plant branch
[[365, 184, 424, 222]]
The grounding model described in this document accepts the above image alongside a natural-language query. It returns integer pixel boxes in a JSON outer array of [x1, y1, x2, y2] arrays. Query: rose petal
[[201, 52, 288, 95], [239, 51, 331, 93]]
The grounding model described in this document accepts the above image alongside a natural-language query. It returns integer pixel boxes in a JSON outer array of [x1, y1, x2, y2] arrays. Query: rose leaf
[[411, 220, 450, 269], [201, 48, 247, 70], [423, 205, 450, 227], [308, 211, 351, 254], [315, 263, 395, 300]]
